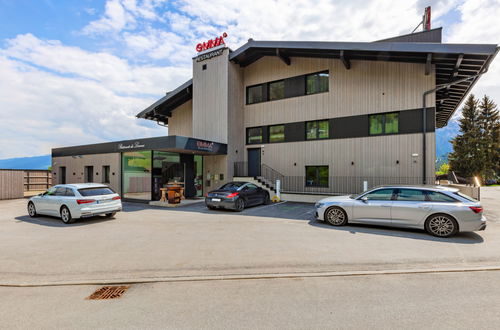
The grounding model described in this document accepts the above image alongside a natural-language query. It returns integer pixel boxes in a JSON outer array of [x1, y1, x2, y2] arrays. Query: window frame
[[394, 188, 427, 202], [246, 84, 264, 105], [268, 124, 285, 143], [306, 120, 330, 140], [306, 71, 329, 95], [247, 127, 263, 144], [360, 188, 397, 201], [369, 112, 399, 136], [305, 165, 329, 188], [268, 79, 285, 101]]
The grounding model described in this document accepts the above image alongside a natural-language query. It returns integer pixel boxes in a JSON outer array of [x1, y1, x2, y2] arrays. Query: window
[[202, 64, 207, 70], [268, 80, 285, 101], [306, 72, 329, 95], [102, 166, 110, 184], [305, 166, 329, 187], [454, 191, 477, 202], [54, 187, 67, 196], [269, 125, 285, 142], [306, 120, 329, 140], [84, 166, 94, 183], [396, 189, 426, 201], [65, 188, 75, 197], [363, 188, 396, 201], [247, 85, 263, 104], [247, 127, 263, 144], [369, 113, 399, 135], [428, 191, 458, 203], [244, 183, 259, 191], [122, 150, 151, 200], [78, 187, 116, 196], [45, 187, 56, 195]]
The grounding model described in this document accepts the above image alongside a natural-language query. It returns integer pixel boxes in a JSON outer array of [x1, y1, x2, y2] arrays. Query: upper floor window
[[306, 120, 329, 140], [369, 112, 399, 135], [247, 85, 263, 104], [306, 72, 329, 95], [269, 125, 285, 143], [247, 127, 263, 144], [268, 80, 285, 101]]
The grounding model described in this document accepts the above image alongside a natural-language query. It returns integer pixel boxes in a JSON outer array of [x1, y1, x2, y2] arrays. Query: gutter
[[421, 46, 500, 184]]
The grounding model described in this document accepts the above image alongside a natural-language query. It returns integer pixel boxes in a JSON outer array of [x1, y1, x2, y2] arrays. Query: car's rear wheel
[[60, 206, 75, 224], [425, 214, 458, 238], [235, 198, 245, 212], [27, 202, 37, 217], [105, 212, 116, 218], [206, 205, 216, 210], [325, 206, 348, 226]]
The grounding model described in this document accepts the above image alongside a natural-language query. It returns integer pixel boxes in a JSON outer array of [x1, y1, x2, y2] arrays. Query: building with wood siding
[[52, 28, 498, 201]]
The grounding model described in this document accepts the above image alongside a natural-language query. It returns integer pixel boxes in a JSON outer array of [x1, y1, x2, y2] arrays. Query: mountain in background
[[0, 155, 51, 170], [435, 119, 460, 168]]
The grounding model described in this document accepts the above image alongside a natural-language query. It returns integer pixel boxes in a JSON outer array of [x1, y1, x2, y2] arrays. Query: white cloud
[[82, 0, 134, 34]]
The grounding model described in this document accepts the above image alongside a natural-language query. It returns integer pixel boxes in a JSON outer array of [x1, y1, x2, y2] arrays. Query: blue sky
[[0, 0, 499, 159]]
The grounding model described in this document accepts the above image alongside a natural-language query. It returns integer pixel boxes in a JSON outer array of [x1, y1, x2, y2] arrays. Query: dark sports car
[[205, 181, 271, 211]]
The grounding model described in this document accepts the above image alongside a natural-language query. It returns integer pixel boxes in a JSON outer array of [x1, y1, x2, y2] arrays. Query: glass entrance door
[[152, 151, 184, 201]]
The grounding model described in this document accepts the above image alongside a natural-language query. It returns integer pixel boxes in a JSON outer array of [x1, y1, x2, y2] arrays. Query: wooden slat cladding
[[24, 170, 51, 191], [0, 170, 24, 200], [168, 100, 193, 137], [243, 57, 435, 127]]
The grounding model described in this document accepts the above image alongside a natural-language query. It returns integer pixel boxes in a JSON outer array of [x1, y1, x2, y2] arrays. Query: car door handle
[[380, 205, 391, 207], [419, 205, 431, 210]]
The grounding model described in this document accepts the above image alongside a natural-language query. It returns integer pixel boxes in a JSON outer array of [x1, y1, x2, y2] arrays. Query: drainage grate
[[86, 286, 130, 300]]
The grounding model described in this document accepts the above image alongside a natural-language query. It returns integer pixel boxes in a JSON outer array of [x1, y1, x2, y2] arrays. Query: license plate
[[212, 198, 221, 202]]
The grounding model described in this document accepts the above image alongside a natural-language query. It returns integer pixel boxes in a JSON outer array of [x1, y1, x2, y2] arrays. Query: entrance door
[[248, 148, 261, 177]]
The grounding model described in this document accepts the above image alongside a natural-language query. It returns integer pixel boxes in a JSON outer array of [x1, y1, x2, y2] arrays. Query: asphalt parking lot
[[0, 187, 499, 286]]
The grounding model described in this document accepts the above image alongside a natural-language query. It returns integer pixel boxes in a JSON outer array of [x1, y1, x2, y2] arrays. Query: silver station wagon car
[[315, 185, 486, 237], [27, 183, 122, 224]]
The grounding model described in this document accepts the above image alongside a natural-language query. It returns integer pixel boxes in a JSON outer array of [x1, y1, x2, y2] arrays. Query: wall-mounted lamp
[[351, 161, 354, 165], [396, 160, 399, 164], [294, 163, 297, 166]]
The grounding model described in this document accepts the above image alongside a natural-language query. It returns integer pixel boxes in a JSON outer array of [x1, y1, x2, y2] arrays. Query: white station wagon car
[[315, 185, 486, 238], [27, 183, 122, 224]]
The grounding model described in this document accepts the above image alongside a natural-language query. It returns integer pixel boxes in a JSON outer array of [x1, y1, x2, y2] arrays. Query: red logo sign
[[196, 141, 214, 151], [196, 32, 227, 52]]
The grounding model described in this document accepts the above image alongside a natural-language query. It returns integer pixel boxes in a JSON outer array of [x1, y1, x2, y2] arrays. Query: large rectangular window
[[269, 125, 285, 143], [369, 112, 399, 135], [306, 120, 329, 140], [122, 151, 152, 200], [305, 166, 329, 187], [247, 85, 263, 104], [306, 72, 329, 95], [247, 127, 263, 144], [268, 80, 285, 101]]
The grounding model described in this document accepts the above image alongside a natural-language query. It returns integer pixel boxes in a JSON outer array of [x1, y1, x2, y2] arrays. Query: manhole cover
[[86, 286, 130, 300]]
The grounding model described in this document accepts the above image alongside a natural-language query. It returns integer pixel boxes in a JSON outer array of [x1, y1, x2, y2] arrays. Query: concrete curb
[[2, 265, 500, 287]]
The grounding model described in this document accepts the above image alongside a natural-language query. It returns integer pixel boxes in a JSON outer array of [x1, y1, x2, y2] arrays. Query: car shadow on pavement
[[14, 215, 114, 227], [308, 219, 484, 244]]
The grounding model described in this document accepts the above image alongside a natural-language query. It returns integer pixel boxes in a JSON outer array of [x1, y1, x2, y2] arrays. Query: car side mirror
[[360, 196, 368, 203]]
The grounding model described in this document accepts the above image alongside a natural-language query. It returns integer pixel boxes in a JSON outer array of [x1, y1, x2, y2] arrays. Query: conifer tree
[[478, 95, 500, 180]]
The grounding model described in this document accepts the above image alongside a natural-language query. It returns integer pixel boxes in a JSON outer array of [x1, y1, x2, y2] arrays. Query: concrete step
[[233, 177, 276, 195]]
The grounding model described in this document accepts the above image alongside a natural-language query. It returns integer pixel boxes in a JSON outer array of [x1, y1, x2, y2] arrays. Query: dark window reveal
[[306, 120, 329, 140], [268, 80, 285, 101], [103, 165, 110, 184], [305, 166, 329, 187], [369, 112, 399, 135], [269, 125, 285, 142], [247, 85, 263, 104], [247, 127, 263, 144], [306, 72, 329, 95]]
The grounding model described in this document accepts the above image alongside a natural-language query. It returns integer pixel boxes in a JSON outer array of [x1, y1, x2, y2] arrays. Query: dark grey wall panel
[[285, 122, 306, 142], [284, 76, 305, 98], [399, 108, 435, 134], [331, 115, 369, 139]]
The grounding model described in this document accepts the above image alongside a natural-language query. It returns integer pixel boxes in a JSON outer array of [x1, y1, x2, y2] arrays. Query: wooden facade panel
[[168, 100, 193, 137], [243, 57, 435, 127], [0, 170, 24, 200]]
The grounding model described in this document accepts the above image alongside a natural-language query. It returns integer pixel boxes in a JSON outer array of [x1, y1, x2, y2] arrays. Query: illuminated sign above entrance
[[196, 32, 227, 52]]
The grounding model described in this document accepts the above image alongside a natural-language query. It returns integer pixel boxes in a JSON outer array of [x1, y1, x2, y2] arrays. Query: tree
[[436, 163, 450, 175], [478, 95, 500, 180], [449, 94, 484, 177]]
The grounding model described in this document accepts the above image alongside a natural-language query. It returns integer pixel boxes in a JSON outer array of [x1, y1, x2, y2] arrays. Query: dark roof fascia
[[374, 27, 442, 43], [136, 79, 193, 119], [229, 40, 498, 61]]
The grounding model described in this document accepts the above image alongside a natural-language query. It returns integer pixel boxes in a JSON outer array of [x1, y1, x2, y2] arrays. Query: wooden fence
[[0, 169, 52, 200]]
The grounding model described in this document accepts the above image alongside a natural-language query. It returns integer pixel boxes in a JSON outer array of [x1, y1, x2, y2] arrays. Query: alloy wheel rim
[[327, 208, 345, 225], [61, 209, 69, 222], [429, 216, 454, 236], [28, 204, 35, 216]]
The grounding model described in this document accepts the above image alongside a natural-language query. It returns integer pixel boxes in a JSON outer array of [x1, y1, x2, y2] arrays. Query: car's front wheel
[[60, 206, 75, 224], [325, 206, 348, 226], [235, 198, 245, 212], [27, 202, 37, 217], [425, 214, 458, 238]]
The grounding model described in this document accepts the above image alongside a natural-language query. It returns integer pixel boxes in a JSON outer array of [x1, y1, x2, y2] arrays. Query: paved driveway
[[0, 187, 499, 285]]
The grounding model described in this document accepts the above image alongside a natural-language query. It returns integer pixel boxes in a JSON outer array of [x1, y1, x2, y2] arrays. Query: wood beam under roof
[[276, 49, 291, 65], [340, 50, 351, 70]]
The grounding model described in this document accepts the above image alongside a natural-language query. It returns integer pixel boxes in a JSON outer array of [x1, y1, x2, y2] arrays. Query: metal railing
[[261, 164, 284, 185]]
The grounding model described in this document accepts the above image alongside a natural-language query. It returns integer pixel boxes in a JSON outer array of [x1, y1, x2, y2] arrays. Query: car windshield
[[219, 182, 246, 191], [78, 187, 115, 196]]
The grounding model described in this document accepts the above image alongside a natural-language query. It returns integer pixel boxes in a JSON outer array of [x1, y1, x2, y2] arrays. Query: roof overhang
[[229, 40, 499, 128], [136, 79, 193, 124]]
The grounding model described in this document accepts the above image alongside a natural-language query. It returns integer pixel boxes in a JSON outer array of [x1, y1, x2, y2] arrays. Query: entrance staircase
[[233, 163, 284, 196]]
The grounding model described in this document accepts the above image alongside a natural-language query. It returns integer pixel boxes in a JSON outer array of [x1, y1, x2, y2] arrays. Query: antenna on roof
[[412, 6, 431, 33]]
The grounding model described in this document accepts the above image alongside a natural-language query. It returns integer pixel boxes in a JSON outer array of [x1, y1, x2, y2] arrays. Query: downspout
[[421, 67, 492, 184]]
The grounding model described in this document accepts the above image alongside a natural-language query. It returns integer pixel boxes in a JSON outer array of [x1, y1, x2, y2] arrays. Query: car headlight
[[315, 202, 325, 208]]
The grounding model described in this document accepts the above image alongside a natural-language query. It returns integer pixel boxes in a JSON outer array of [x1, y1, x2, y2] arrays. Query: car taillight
[[112, 196, 121, 200], [226, 192, 239, 198], [77, 199, 95, 205], [469, 206, 483, 214]]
